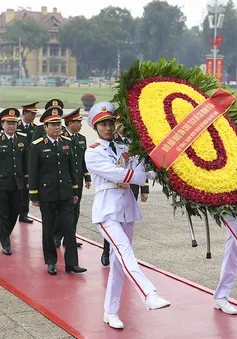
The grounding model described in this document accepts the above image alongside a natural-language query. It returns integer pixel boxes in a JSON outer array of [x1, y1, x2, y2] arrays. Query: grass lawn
[[0, 86, 116, 109]]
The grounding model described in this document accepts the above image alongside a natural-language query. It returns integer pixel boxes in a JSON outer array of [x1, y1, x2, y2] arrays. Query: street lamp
[[207, 0, 226, 77]]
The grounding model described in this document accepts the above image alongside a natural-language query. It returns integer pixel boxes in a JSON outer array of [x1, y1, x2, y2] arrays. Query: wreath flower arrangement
[[112, 59, 237, 225]]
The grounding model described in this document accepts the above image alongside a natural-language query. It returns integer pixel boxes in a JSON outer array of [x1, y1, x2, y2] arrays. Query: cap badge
[[9, 109, 15, 115], [52, 100, 58, 106], [52, 109, 58, 115], [101, 106, 107, 112]]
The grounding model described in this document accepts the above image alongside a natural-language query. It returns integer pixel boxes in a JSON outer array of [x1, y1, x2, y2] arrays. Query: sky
[[0, 1, 233, 28]]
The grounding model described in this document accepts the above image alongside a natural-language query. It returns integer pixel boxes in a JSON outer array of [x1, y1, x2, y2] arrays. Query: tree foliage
[[3, 18, 50, 78], [137, 1, 186, 62]]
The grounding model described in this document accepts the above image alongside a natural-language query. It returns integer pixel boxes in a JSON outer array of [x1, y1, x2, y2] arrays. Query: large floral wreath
[[112, 59, 237, 224]]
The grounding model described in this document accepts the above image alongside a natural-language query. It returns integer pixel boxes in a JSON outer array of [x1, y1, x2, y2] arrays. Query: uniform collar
[[4, 132, 15, 140], [22, 119, 29, 127], [65, 128, 74, 136], [47, 135, 58, 144]]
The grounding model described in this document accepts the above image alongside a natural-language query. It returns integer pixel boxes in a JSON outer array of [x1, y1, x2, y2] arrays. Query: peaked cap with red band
[[22, 101, 39, 114], [45, 99, 64, 110], [40, 107, 63, 123], [63, 107, 84, 123], [88, 101, 116, 128], [0, 108, 20, 122]]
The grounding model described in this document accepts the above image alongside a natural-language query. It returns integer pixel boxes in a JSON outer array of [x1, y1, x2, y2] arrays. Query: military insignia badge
[[52, 109, 58, 115], [9, 109, 15, 115], [18, 143, 24, 147], [101, 106, 107, 112], [62, 145, 69, 150], [52, 100, 58, 106], [44, 138, 48, 144]]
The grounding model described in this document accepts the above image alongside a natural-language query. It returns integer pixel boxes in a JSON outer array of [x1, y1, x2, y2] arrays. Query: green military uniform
[[28, 107, 79, 267], [16, 102, 38, 221], [54, 108, 91, 243], [0, 108, 28, 251], [31, 124, 45, 141]]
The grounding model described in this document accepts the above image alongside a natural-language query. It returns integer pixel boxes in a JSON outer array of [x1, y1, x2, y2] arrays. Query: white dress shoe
[[103, 312, 124, 329], [146, 291, 171, 310], [214, 298, 237, 315]]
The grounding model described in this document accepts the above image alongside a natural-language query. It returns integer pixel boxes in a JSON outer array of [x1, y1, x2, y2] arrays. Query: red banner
[[149, 88, 235, 169], [206, 58, 214, 76], [216, 58, 224, 83]]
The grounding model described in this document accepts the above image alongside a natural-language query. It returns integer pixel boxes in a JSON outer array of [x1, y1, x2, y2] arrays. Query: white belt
[[95, 183, 129, 193]]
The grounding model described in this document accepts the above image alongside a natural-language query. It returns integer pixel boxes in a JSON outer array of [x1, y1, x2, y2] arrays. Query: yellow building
[[0, 7, 77, 78]]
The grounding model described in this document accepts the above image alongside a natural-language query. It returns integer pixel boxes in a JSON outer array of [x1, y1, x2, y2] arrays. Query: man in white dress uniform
[[85, 101, 170, 329], [213, 215, 237, 314]]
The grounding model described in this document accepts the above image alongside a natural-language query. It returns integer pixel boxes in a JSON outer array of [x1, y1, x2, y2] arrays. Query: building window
[[43, 47, 48, 56], [42, 61, 47, 73], [61, 47, 66, 57], [50, 64, 58, 73], [49, 45, 59, 56]]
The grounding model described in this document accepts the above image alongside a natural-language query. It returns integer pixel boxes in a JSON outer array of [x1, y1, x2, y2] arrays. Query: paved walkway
[[0, 187, 234, 338]]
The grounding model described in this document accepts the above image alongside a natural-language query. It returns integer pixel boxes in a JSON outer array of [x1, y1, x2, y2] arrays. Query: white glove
[[146, 171, 157, 180]]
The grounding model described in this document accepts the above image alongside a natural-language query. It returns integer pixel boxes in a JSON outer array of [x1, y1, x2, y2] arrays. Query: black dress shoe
[[54, 239, 61, 248], [101, 252, 110, 266], [48, 264, 57, 275], [2, 246, 12, 255], [19, 215, 33, 223], [65, 265, 87, 273]]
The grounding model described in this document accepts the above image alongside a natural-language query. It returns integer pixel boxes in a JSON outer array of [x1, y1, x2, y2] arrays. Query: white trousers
[[213, 215, 237, 299], [97, 219, 156, 314]]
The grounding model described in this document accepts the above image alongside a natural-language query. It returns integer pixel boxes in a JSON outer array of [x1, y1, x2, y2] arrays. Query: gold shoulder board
[[16, 132, 27, 137], [61, 135, 71, 141], [32, 137, 44, 145]]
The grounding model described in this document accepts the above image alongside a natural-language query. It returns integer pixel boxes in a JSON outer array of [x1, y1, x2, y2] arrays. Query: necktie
[[25, 125, 29, 130], [54, 140, 58, 148], [109, 141, 117, 155], [9, 137, 14, 145]]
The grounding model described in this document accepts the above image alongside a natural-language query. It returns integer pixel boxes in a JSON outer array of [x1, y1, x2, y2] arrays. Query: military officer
[[28, 106, 87, 275], [85, 102, 170, 329], [0, 108, 28, 255], [54, 108, 91, 248], [17, 102, 38, 223], [101, 118, 150, 266], [31, 99, 64, 141]]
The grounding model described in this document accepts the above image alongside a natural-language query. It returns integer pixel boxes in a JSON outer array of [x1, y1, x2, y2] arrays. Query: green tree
[[59, 16, 95, 78], [3, 18, 50, 78], [137, 0, 186, 62], [95, 7, 139, 73], [177, 27, 205, 68]]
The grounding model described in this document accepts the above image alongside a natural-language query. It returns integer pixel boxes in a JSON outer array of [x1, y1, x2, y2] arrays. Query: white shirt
[[85, 138, 147, 224], [47, 135, 58, 145]]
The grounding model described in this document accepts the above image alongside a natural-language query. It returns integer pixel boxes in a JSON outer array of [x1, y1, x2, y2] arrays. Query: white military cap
[[87, 101, 116, 128]]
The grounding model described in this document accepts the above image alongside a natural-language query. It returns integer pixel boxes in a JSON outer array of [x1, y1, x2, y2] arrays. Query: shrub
[[81, 93, 96, 101]]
